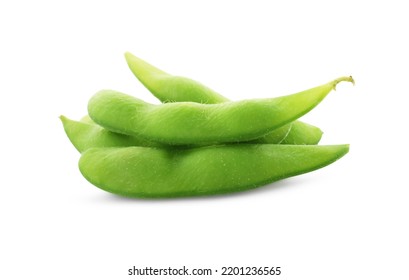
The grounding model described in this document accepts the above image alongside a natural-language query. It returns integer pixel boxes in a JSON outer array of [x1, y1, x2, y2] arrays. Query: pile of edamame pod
[[61, 52, 354, 198]]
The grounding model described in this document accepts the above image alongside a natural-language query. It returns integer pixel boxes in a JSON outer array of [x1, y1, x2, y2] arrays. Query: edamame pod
[[125, 52, 323, 145], [124, 52, 229, 104], [88, 77, 353, 145], [79, 144, 349, 198]]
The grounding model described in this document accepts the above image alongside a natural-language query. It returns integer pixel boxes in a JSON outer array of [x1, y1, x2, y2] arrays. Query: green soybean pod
[[79, 144, 349, 198], [124, 52, 229, 104], [60, 115, 291, 153], [88, 77, 353, 145], [125, 52, 323, 144]]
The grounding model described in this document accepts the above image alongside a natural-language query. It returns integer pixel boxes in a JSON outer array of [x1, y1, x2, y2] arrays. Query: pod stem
[[331, 76, 355, 90]]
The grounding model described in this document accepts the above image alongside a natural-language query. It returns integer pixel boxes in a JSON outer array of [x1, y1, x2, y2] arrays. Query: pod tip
[[332, 76, 355, 90], [124, 51, 132, 59]]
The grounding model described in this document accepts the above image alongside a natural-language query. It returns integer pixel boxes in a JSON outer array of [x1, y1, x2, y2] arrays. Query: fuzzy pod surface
[[88, 77, 353, 145], [79, 144, 349, 198]]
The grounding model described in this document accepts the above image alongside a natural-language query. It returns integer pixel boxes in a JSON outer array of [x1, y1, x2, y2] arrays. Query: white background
[[1, 1, 408, 279]]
